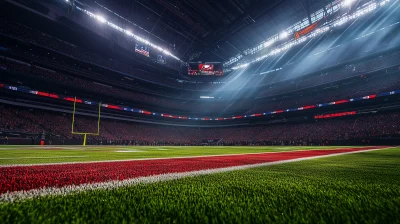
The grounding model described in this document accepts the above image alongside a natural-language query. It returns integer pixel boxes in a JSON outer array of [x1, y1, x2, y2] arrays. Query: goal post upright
[[71, 97, 101, 146], [83, 134, 87, 146]]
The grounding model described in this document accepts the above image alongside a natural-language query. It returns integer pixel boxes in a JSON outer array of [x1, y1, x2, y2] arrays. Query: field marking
[[0, 147, 390, 203], [32, 146, 64, 149], [115, 150, 144, 153], [0, 146, 385, 168], [0, 147, 83, 150], [0, 156, 88, 160], [61, 147, 85, 150], [114, 147, 142, 150]]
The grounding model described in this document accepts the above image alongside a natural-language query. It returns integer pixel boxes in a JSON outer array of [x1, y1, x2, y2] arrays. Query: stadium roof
[[77, 0, 336, 62]]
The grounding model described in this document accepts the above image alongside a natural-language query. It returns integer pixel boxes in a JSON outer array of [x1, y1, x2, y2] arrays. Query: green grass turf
[[1, 147, 399, 223], [0, 145, 358, 165]]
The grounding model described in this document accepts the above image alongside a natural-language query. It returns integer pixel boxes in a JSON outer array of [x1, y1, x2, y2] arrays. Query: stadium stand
[[1, 53, 400, 116], [0, 57, 253, 114], [0, 19, 184, 88], [255, 51, 400, 97], [1, 105, 400, 146], [248, 72, 400, 114]]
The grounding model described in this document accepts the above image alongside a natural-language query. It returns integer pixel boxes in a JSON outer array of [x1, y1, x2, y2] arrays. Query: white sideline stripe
[[0, 147, 388, 203], [0, 147, 372, 168], [115, 150, 144, 153], [0, 156, 88, 160]]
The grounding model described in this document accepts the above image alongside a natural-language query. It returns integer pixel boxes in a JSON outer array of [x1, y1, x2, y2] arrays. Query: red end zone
[[0, 147, 387, 194]]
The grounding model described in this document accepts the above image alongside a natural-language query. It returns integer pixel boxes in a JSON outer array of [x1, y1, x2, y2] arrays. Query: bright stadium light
[[232, 63, 249, 70], [68, 5, 182, 62], [263, 39, 275, 48], [163, 50, 171, 56], [96, 15, 107, 23], [343, 0, 355, 7], [380, 0, 390, 6], [125, 30, 133, 36], [279, 31, 289, 39], [226, 0, 388, 70]]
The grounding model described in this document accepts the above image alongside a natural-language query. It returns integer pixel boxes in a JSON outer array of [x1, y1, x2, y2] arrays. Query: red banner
[[314, 111, 356, 119], [295, 18, 325, 39]]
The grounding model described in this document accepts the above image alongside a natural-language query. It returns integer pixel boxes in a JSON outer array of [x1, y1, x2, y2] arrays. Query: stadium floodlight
[[125, 30, 133, 36], [342, 0, 355, 7], [163, 50, 171, 56], [380, 0, 390, 6], [96, 15, 107, 23], [279, 31, 289, 39], [67, 5, 182, 62], [263, 39, 275, 48], [135, 36, 150, 45], [223, 0, 389, 68], [232, 63, 249, 70], [227, 0, 388, 70]]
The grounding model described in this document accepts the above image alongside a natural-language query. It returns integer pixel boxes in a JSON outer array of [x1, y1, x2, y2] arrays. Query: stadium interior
[[1, 0, 400, 146], [1, 0, 400, 222]]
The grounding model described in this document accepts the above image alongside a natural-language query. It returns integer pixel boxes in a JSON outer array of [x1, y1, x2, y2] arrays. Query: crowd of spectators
[[1, 105, 400, 146], [0, 107, 45, 133]]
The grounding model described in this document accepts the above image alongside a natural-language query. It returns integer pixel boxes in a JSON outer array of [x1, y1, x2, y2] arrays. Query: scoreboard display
[[188, 62, 223, 76]]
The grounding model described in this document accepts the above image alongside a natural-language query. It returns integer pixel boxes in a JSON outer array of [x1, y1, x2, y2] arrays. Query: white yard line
[[115, 150, 145, 153], [0, 147, 389, 202], [0, 147, 387, 168]]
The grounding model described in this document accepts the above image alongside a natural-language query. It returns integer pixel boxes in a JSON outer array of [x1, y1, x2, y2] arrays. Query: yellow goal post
[[71, 97, 101, 146]]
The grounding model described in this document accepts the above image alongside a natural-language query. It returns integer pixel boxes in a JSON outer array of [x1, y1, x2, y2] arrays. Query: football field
[[0, 145, 399, 223], [0, 145, 366, 165]]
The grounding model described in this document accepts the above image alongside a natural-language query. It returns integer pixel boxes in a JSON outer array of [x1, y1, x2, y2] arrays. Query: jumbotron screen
[[188, 62, 223, 76]]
